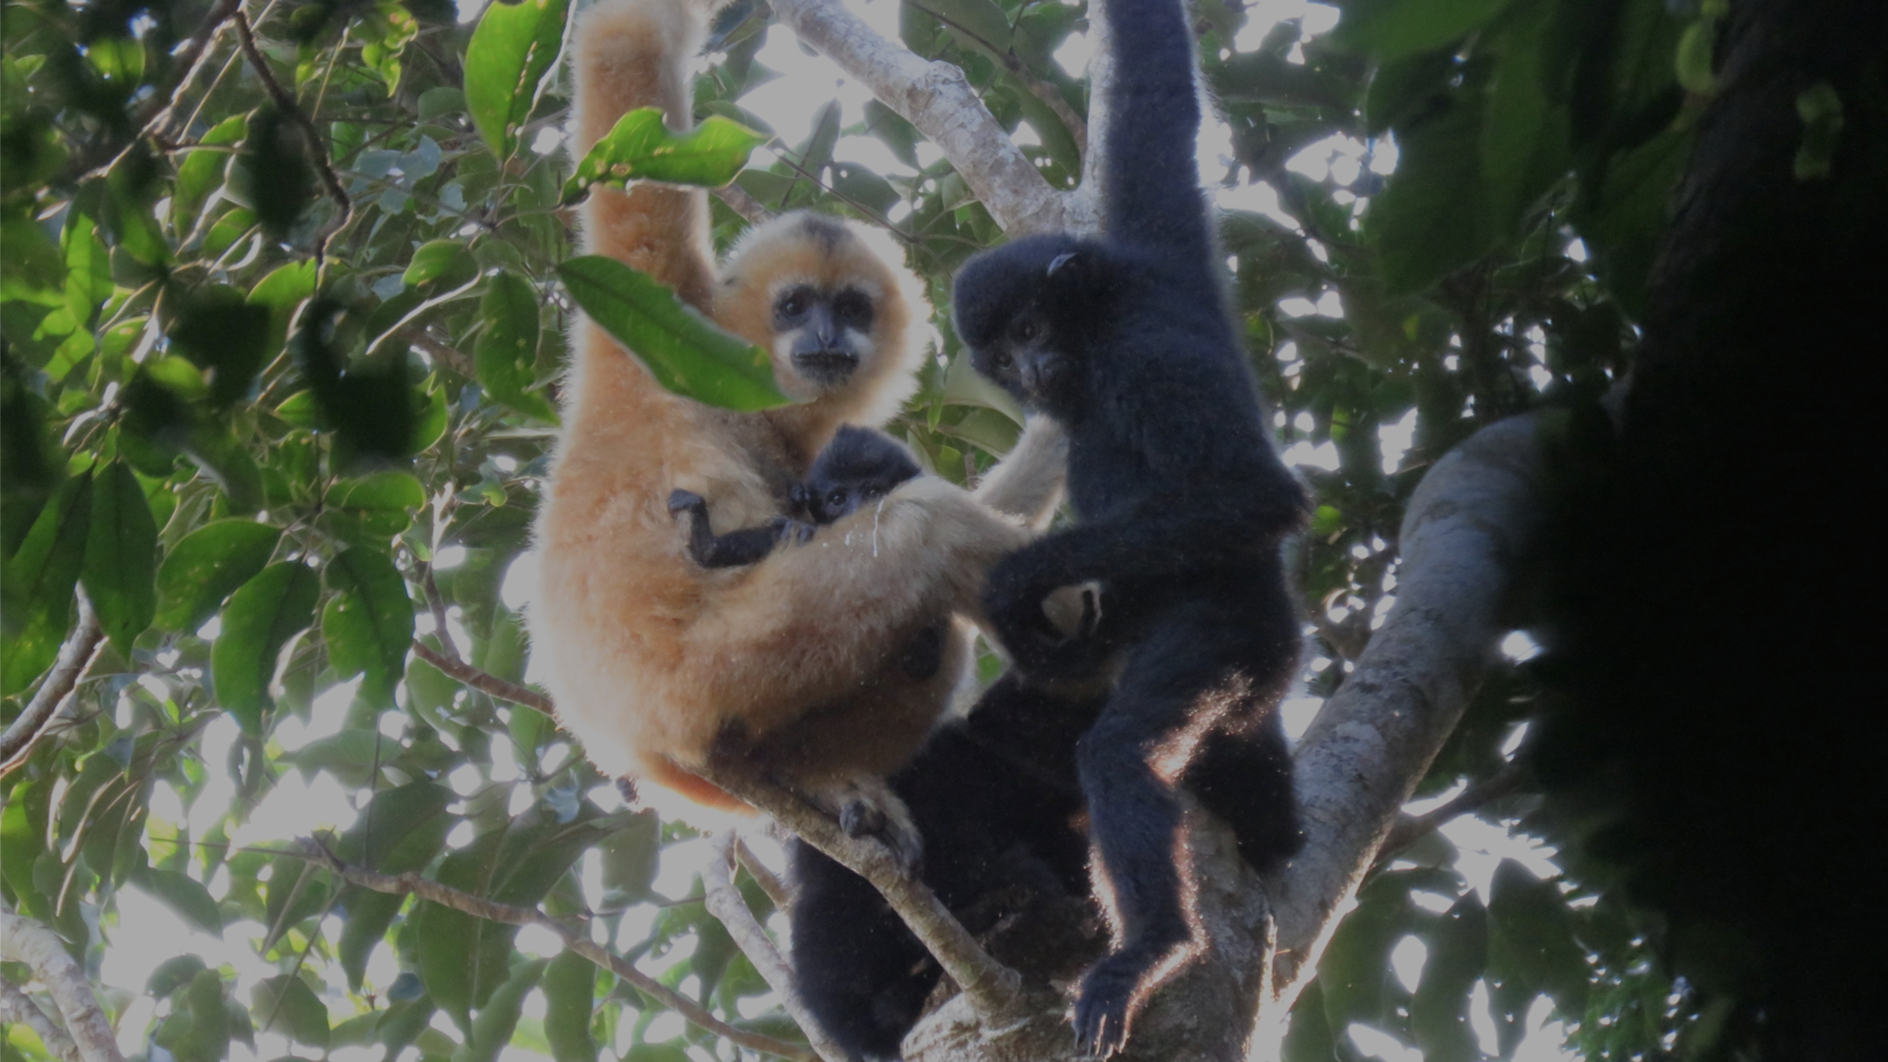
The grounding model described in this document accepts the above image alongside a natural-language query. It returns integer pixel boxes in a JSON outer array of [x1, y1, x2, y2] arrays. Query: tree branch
[[1263, 414, 1545, 1024], [735, 838, 793, 911], [715, 183, 775, 225], [0, 979, 81, 1062], [900, 0, 1087, 159], [697, 763, 1029, 1030], [0, 911, 126, 1062], [768, 0, 1087, 234], [299, 840, 814, 1061], [231, 10, 352, 255], [1376, 761, 1527, 861], [704, 832, 848, 1062], [1, 595, 105, 773], [410, 640, 554, 715]]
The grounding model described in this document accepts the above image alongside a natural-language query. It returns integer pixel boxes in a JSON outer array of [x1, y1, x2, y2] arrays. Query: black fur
[[669, 426, 919, 569], [789, 675, 1103, 1061], [947, 0, 1308, 1051]]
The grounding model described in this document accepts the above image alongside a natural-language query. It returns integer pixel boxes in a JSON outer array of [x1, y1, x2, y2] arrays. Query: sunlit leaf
[[1, 471, 92, 694], [211, 561, 320, 731], [475, 272, 558, 421], [561, 108, 767, 205], [465, 0, 571, 158], [80, 460, 157, 652]]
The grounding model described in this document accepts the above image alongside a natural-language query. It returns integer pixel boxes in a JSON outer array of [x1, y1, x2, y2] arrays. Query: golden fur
[[532, 0, 1065, 820]]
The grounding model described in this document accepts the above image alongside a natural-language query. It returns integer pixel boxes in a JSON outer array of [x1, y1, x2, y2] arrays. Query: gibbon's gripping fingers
[[831, 775, 925, 877], [767, 515, 818, 545], [570, 0, 721, 307], [692, 477, 1034, 730], [1039, 579, 1105, 642]]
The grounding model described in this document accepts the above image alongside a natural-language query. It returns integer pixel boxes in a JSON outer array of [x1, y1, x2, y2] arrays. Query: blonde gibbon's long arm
[[971, 416, 1068, 529], [570, 0, 721, 311]]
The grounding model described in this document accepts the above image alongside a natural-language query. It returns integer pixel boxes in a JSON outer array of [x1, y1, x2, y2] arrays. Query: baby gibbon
[[531, 0, 1066, 833]]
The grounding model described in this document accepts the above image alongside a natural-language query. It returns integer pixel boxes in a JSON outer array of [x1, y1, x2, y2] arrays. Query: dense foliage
[[0, 0, 1738, 1058]]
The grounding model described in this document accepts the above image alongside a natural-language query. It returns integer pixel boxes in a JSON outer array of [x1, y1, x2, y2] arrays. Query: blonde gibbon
[[530, 0, 1067, 833]]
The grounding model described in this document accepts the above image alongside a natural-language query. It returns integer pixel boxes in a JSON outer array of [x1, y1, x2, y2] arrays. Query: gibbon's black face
[[773, 285, 878, 385], [800, 426, 921, 523], [953, 234, 1101, 418]]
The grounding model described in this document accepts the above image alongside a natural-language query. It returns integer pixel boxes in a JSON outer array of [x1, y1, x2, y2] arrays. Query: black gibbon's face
[[970, 308, 1081, 416], [773, 285, 878, 386]]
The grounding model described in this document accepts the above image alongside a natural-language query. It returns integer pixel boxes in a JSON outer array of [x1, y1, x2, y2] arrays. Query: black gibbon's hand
[[767, 515, 817, 545], [666, 489, 707, 520], [986, 553, 1111, 680]]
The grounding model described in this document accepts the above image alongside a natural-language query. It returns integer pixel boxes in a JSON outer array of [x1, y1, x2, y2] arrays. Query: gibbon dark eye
[[828, 490, 848, 509], [833, 289, 874, 328], [1017, 322, 1040, 342], [992, 351, 1014, 369], [777, 290, 809, 318]]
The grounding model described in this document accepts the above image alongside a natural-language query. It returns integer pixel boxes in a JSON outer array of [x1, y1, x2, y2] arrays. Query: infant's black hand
[[667, 489, 707, 519], [769, 516, 817, 545]]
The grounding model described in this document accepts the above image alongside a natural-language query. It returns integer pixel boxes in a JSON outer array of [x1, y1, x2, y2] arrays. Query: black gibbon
[[948, 0, 1310, 1050], [789, 675, 1105, 1061], [532, 0, 1066, 836], [666, 425, 922, 569]]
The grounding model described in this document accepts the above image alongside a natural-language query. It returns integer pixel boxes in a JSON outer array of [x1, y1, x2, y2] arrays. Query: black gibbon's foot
[[1072, 954, 1144, 1059], [614, 776, 639, 805]]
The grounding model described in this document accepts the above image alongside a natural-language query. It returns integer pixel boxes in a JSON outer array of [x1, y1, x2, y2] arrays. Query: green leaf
[[81, 460, 157, 652], [598, 811, 660, 906], [1280, 978, 1338, 1062], [327, 472, 427, 540], [253, 974, 331, 1048], [147, 954, 211, 998], [154, 520, 280, 632], [561, 108, 767, 205], [557, 255, 788, 411], [1479, 0, 1573, 239], [404, 239, 480, 289], [174, 114, 247, 220], [1410, 895, 1489, 1062], [465, 0, 572, 158], [475, 272, 558, 421], [211, 561, 320, 731], [2, 471, 93, 695], [62, 209, 111, 330], [542, 950, 599, 1062], [322, 546, 414, 707], [452, 958, 548, 1062], [134, 865, 226, 934], [1488, 860, 1590, 1014], [1366, 93, 1491, 294], [1337, 0, 1518, 60], [162, 969, 232, 1062], [336, 784, 456, 990], [281, 729, 394, 788]]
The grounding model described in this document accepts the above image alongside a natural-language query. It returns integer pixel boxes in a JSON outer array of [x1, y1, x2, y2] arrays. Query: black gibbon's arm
[[667, 489, 812, 569]]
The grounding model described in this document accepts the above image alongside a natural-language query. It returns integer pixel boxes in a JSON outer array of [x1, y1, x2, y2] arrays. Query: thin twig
[[901, 0, 1087, 158], [698, 763, 1027, 1027], [71, 0, 243, 182], [714, 183, 776, 225], [766, 143, 914, 244], [1376, 762, 1528, 860], [409, 640, 553, 715], [0, 980, 81, 1062], [406, 330, 478, 380], [299, 841, 813, 1061], [231, 10, 352, 254], [0, 595, 106, 773], [735, 838, 793, 912], [704, 833, 847, 1062], [0, 910, 126, 1062]]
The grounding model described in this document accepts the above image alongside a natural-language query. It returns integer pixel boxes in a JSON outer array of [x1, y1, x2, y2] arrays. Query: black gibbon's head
[[796, 425, 922, 523], [716, 213, 929, 425], [952, 233, 1112, 418]]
